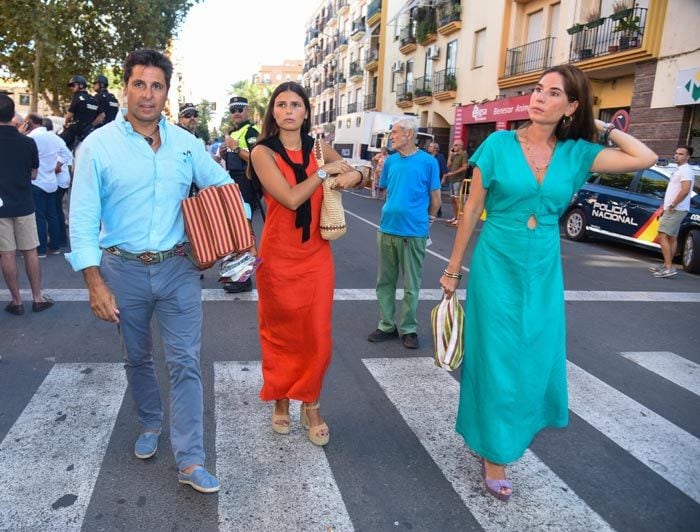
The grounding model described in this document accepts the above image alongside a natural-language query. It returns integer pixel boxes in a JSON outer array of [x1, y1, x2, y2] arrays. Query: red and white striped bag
[[181, 183, 254, 269]]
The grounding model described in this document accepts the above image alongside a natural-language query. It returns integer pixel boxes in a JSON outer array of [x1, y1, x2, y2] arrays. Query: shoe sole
[[653, 271, 678, 278], [178, 478, 220, 493], [135, 446, 157, 459]]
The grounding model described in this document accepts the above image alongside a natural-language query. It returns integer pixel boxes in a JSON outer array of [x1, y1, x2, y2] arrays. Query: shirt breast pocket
[[160, 156, 194, 197]]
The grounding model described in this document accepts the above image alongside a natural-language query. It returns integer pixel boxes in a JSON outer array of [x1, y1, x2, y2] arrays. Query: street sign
[[612, 109, 630, 132]]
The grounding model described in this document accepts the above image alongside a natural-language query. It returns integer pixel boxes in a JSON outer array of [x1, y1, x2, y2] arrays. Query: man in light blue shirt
[[67, 49, 251, 494]]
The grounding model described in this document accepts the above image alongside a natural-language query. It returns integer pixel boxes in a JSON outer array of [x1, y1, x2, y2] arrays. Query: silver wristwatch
[[317, 169, 329, 181]]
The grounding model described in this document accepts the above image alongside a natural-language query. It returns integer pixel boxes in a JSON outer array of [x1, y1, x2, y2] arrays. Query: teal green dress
[[456, 130, 603, 464]]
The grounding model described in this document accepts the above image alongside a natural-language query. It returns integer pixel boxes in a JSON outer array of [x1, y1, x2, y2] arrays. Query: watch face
[[318, 169, 328, 179]]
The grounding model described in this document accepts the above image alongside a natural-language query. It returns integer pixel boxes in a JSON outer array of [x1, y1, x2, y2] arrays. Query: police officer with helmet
[[92, 74, 119, 128], [221, 96, 259, 293], [60, 75, 99, 150]]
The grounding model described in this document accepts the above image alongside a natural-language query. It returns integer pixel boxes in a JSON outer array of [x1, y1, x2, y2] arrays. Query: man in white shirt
[[651, 145, 695, 278], [24, 113, 72, 257]]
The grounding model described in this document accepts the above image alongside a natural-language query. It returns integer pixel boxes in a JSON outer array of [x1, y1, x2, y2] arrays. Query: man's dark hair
[[0, 94, 15, 123], [123, 49, 173, 89], [26, 113, 43, 126], [679, 145, 694, 157], [42, 118, 53, 130]]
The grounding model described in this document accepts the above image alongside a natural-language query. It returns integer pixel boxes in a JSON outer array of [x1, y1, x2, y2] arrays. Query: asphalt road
[[1, 190, 698, 531]]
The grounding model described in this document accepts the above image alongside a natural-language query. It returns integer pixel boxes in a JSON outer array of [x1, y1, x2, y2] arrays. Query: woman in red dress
[[249, 82, 363, 445]]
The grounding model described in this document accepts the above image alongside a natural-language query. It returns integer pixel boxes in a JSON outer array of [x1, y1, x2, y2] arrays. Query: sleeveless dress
[[456, 130, 603, 464], [257, 148, 334, 403]]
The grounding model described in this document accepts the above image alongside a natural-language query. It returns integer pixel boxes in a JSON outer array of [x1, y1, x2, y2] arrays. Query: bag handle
[[313, 138, 325, 167]]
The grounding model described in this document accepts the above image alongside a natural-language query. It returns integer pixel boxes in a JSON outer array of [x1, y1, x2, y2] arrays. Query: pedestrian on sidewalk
[[427, 142, 448, 218], [439, 64, 656, 502], [0, 95, 54, 315], [367, 119, 442, 350], [66, 49, 251, 494], [443, 140, 468, 226], [371, 146, 388, 199], [249, 81, 362, 446], [649, 145, 694, 278]]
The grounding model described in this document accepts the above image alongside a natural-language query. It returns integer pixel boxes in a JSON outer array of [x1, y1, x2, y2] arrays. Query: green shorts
[[657, 208, 686, 237]]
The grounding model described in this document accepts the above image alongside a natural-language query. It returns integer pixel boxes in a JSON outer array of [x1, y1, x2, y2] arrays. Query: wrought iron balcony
[[351, 17, 365, 36], [321, 110, 329, 123], [396, 81, 413, 103], [437, 0, 461, 28], [413, 76, 432, 98], [347, 102, 358, 113], [568, 7, 647, 62], [505, 37, 555, 77], [364, 93, 377, 110], [433, 67, 457, 93], [367, 0, 382, 23], [399, 26, 415, 47], [349, 61, 363, 79]]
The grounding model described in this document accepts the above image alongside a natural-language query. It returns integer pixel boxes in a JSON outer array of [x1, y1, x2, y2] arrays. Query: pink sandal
[[481, 458, 513, 502]]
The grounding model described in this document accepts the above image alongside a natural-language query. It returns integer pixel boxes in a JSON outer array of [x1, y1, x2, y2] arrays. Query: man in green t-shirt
[[443, 140, 468, 226]]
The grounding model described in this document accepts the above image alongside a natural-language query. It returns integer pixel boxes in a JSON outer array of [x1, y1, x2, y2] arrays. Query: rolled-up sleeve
[[64, 144, 104, 271]]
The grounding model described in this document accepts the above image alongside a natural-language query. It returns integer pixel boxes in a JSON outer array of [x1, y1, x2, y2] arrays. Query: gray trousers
[[101, 252, 204, 470]]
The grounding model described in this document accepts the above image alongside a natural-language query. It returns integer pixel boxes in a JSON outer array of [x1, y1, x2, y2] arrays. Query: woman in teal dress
[[440, 65, 656, 501]]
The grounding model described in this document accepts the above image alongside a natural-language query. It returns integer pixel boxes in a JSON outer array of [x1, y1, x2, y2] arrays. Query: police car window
[[637, 170, 667, 199], [596, 172, 634, 190]]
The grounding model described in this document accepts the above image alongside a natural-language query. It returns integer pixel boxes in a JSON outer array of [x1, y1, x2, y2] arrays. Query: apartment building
[[253, 60, 305, 86], [305, 0, 699, 157]]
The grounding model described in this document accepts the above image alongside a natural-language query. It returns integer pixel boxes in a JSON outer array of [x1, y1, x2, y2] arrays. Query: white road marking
[[568, 362, 700, 503], [620, 351, 700, 396], [3, 288, 699, 303], [363, 357, 613, 532], [0, 363, 126, 531], [214, 361, 354, 532]]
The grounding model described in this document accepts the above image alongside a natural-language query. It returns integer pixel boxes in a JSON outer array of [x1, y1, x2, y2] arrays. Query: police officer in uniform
[[176, 102, 200, 136], [92, 74, 119, 128], [221, 96, 259, 294], [60, 75, 99, 150]]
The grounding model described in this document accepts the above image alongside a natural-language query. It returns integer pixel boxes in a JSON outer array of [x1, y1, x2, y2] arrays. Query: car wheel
[[564, 208, 588, 241], [682, 229, 700, 274]]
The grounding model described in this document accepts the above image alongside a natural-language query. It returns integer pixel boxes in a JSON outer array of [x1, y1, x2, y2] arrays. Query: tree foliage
[[0, 0, 199, 114], [220, 80, 273, 133], [195, 100, 212, 143]]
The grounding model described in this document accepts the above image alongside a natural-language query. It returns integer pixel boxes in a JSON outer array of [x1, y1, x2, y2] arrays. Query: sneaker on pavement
[[653, 267, 678, 278], [134, 431, 160, 459], [367, 328, 399, 342], [47, 248, 62, 255], [402, 333, 419, 349], [648, 264, 663, 273], [37, 253, 47, 259], [178, 466, 220, 493]]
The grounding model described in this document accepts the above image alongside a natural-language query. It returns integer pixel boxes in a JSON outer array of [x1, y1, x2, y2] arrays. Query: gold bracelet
[[442, 269, 462, 280]]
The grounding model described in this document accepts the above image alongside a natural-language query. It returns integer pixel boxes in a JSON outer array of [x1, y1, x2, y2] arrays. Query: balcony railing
[[336, 36, 348, 49], [568, 7, 647, 62], [337, 74, 347, 84], [321, 110, 329, 123], [367, 0, 382, 21], [437, 1, 461, 28], [324, 78, 335, 90], [433, 67, 457, 92], [364, 93, 377, 110], [365, 48, 379, 64], [414, 76, 432, 97], [329, 108, 336, 122], [351, 17, 365, 35], [505, 37, 556, 77], [347, 102, 358, 113], [396, 81, 413, 103], [399, 26, 415, 47], [349, 61, 363, 78]]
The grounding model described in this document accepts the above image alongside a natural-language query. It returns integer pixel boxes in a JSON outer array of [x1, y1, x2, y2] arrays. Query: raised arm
[[590, 119, 657, 174]]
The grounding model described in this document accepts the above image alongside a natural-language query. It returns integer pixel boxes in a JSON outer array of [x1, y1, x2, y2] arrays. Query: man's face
[[427, 143, 436, 154], [179, 111, 198, 133], [230, 105, 248, 125], [125, 65, 168, 124], [389, 125, 411, 152], [452, 141, 463, 153], [68, 83, 81, 94], [11, 114, 24, 131], [674, 148, 690, 165], [92, 82, 100, 93]]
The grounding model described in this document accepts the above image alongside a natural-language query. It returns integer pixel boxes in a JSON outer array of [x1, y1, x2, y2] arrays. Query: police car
[[562, 160, 700, 273]]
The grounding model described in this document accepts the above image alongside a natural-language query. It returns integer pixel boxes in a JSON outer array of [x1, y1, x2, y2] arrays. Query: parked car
[[562, 161, 700, 273]]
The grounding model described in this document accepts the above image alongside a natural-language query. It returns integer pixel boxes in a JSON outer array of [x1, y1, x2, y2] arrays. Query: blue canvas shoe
[[134, 431, 159, 459], [178, 466, 220, 493]]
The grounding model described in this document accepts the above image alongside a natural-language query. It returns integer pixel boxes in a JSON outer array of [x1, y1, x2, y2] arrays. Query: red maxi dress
[[257, 148, 334, 403]]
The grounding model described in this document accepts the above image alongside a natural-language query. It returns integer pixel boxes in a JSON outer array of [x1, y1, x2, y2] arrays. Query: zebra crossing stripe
[[619, 351, 700, 396], [567, 362, 700, 503], [3, 288, 699, 302], [0, 363, 126, 531], [214, 362, 354, 532], [362, 357, 613, 532]]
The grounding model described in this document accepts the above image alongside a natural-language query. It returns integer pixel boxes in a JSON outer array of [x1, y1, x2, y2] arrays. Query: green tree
[[0, 0, 199, 114], [195, 100, 212, 143], [222, 80, 273, 132]]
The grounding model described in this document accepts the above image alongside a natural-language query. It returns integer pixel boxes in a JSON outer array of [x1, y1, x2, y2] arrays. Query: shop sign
[[454, 95, 530, 139], [674, 67, 700, 105]]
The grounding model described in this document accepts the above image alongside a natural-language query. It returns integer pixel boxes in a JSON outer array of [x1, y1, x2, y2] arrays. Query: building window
[[19, 94, 30, 106], [473, 29, 485, 68], [391, 71, 397, 93], [446, 40, 458, 73]]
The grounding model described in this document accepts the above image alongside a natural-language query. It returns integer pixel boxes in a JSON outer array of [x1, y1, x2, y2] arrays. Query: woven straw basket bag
[[314, 138, 347, 240]]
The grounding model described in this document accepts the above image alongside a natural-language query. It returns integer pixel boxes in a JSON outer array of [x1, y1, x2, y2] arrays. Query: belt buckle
[[138, 252, 158, 264]]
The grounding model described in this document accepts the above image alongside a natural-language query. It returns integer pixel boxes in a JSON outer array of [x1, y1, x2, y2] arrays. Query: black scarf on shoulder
[[250, 134, 315, 242]]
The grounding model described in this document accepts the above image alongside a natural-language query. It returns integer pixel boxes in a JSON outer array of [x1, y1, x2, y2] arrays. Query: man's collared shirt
[[66, 111, 250, 271], [27, 126, 72, 193]]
